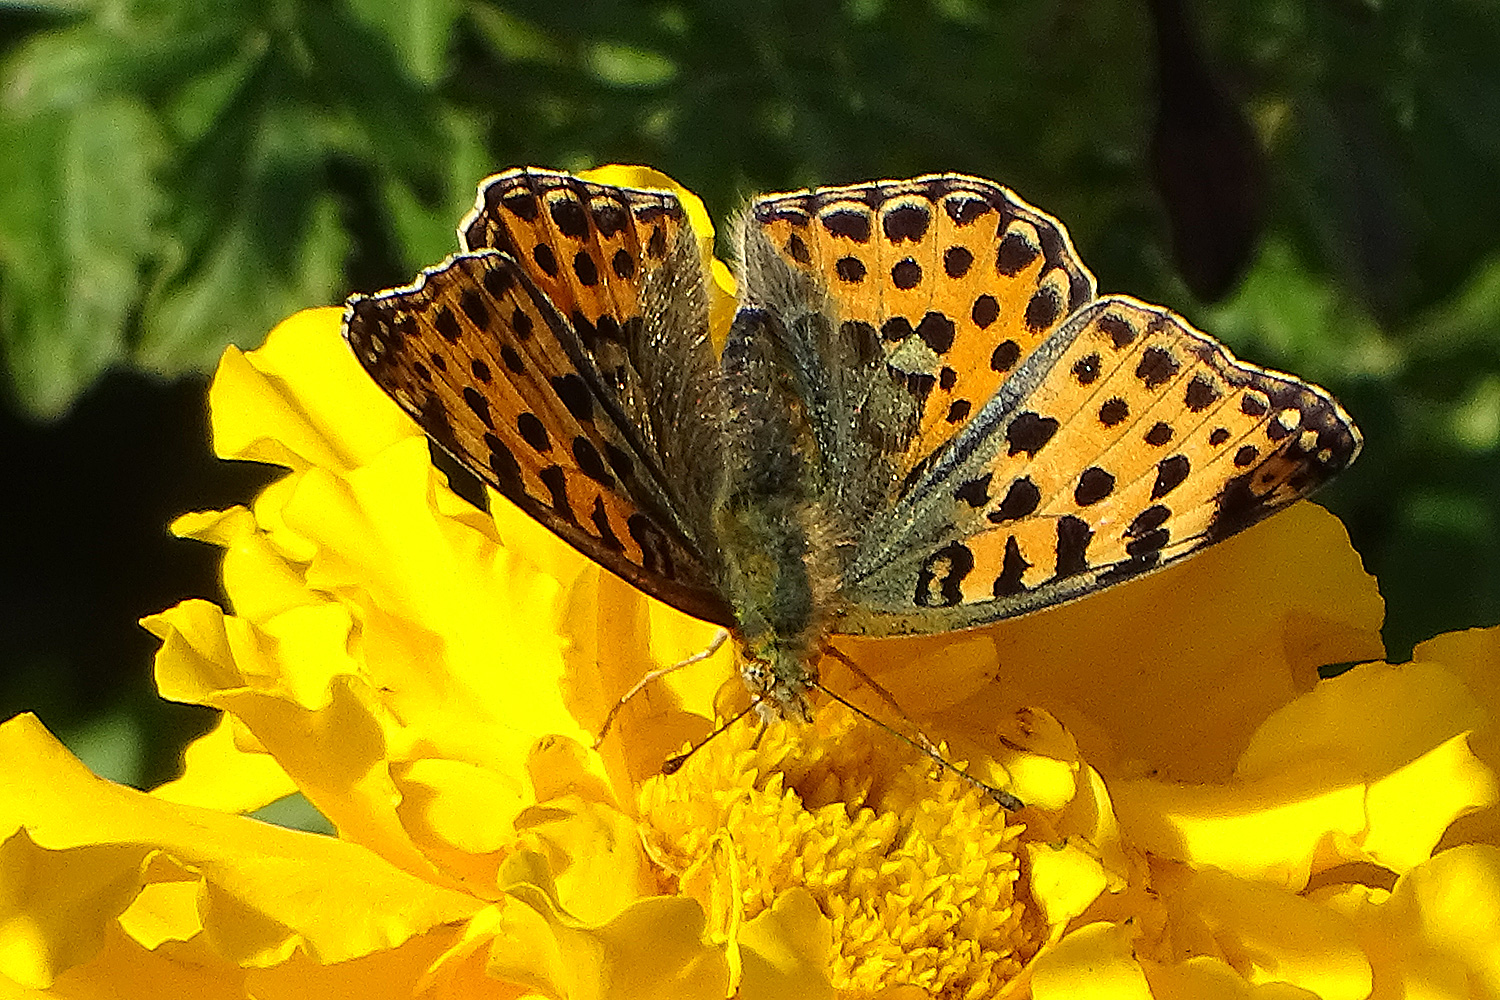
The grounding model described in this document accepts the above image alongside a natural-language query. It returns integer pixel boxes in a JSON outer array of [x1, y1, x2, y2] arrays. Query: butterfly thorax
[[715, 306, 847, 723]]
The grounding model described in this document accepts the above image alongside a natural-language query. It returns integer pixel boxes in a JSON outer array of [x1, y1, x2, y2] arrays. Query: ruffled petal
[[1113, 658, 1497, 888], [1329, 844, 1500, 999], [0, 715, 479, 991]]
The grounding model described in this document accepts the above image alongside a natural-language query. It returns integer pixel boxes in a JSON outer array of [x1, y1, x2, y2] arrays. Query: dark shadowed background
[[2, 0, 1498, 789]]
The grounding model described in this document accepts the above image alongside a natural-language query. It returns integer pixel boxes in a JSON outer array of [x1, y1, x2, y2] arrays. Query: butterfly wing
[[835, 297, 1362, 634], [461, 168, 727, 529], [344, 174, 734, 627], [738, 172, 1359, 636]]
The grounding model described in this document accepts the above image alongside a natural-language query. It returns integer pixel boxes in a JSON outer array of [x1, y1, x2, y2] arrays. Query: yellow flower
[[2, 169, 1498, 998]]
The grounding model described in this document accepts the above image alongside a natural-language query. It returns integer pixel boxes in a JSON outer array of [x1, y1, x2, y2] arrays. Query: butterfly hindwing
[[834, 297, 1362, 635], [343, 248, 735, 628]]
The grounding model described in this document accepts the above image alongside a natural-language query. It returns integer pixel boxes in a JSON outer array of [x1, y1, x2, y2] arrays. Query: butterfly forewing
[[343, 249, 735, 627], [460, 169, 688, 411], [749, 174, 1096, 488], [461, 169, 728, 524], [836, 297, 1362, 634]]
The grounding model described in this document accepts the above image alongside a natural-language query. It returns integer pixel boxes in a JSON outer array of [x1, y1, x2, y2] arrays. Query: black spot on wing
[[1074, 467, 1115, 506], [590, 497, 625, 552], [572, 437, 614, 486], [945, 195, 991, 226], [462, 386, 495, 429], [823, 209, 873, 242], [1054, 515, 1093, 577], [1185, 374, 1221, 412], [944, 246, 974, 278], [836, 256, 867, 282], [990, 340, 1020, 372], [1099, 398, 1129, 427], [786, 233, 811, 264], [916, 312, 955, 353], [1098, 313, 1137, 349], [549, 196, 589, 238], [883, 203, 931, 242], [1006, 412, 1059, 456], [892, 258, 923, 289], [1072, 352, 1102, 385], [517, 411, 551, 453], [533, 244, 559, 277], [1136, 347, 1180, 390], [915, 542, 973, 607], [1024, 286, 1062, 332], [988, 477, 1040, 522], [573, 251, 599, 286], [1152, 454, 1191, 500], [551, 373, 594, 422], [996, 231, 1040, 276], [993, 536, 1029, 597], [955, 473, 991, 508], [972, 294, 1000, 329], [502, 190, 540, 221], [628, 514, 676, 578], [539, 465, 575, 524], [612, 249, 636, 279], [483, 433, 522, 493]]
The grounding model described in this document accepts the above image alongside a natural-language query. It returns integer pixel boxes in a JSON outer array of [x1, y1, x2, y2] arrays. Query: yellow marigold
[[1, 169, 1498, 999]]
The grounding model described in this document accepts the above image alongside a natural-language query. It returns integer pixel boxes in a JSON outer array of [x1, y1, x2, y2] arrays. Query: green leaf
[[344, 0, 461, 86], [140, 106, 349, 374], [0, 96, 165, 418], [585, 41, 676, 88], [379, 109, 493, 274]]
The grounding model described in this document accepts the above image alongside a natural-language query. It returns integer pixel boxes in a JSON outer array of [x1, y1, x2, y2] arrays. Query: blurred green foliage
[[1, 0, 1498, 743]]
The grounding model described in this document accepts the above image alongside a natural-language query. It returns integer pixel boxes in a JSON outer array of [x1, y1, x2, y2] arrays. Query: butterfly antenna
[[594, 629, 731, 749], [661, 699, 761, 775], [815, 649, 1024, 811]]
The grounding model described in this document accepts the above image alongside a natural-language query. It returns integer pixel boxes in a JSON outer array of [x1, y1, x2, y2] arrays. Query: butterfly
[[343, 167, 1361, 768]]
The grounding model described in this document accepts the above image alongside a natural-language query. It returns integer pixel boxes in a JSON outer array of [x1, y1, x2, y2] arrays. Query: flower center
[[639, 701, 1041, 996]]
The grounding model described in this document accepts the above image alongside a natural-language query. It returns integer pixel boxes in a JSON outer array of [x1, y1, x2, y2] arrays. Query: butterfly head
[[738, 640, 817, 724]]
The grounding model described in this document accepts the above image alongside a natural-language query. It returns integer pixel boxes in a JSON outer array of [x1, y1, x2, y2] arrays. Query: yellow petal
[[151, 714, 296, 814], [143, 599, 460, 883], [0, 715, 479, 987], [1337, 844, 1500, 999], [1412, 624, 1500, 849], [170, 505, 321, 624], [1030, 921, 1153, 1000], [210, 308, 416, 472], [1163, 868, 1371, 1000], [1027, 841, 1110, 935], [1115, 658, 1496, 886], [1114, 772, 1366, 890], [446, 861, 729, 1000], [736, 888, 834, 1000], [1142, 955, 1322, 999], [0, 828, 146, 989], [512, 795, 655, 926]]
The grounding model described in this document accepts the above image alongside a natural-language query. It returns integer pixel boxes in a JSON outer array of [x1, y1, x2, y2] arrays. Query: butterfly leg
[[593, 628, 732, 748], [820, 646, 1024, 811]]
